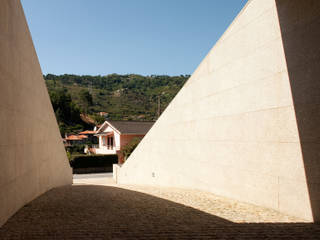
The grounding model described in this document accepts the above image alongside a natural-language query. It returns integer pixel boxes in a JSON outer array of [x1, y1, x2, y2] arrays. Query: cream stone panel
[[118, 0, 319, 222], [0, 0, 72, 227]]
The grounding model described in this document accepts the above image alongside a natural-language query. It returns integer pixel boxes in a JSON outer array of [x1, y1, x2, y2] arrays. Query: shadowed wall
[[276, 0, 320, 222], [118, 0, 320, 221], [0, 0, 72, 226]]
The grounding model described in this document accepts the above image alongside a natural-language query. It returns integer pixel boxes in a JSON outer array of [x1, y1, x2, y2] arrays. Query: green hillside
[[45, 74, 189, 135]]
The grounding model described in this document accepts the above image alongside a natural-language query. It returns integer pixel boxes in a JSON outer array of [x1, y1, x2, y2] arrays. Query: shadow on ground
[[0, 185, 319, 239]]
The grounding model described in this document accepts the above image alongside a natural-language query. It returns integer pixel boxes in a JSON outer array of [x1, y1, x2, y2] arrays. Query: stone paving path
[[0, 175, 319, 239]]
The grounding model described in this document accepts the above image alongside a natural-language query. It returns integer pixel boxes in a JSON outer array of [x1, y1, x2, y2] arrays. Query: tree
[[80, 89, 93, 113], [49, 88, 84, 136]]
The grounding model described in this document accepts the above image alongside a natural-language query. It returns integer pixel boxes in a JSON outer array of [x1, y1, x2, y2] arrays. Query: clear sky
[[21, 0, 248, 76]]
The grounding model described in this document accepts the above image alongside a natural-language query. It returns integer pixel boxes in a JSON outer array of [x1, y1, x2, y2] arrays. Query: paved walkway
[[0, 174, 319, 239], [73, 172, 114, 185]]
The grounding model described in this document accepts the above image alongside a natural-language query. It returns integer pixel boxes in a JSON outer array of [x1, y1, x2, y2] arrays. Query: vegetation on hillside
[[49, 88, 91, 136], [45, 73, 189, 136]]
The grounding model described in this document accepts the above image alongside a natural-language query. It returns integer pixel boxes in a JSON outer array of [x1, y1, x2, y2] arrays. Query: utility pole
[[89, 79, 93, 95], [157, 95, 161, 118]]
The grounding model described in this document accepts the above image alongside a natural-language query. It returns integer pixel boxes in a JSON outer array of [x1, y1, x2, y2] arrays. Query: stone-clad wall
[[0, 0, 72, 226], [118, 0, 320, 222]]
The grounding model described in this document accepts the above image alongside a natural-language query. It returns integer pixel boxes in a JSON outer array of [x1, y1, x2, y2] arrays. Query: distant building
[[64, 134, 88, 146], [79, 130, 98, 144], [93, 120, 154, 163], [64, 130, 98, 148], [98, 112, 109, 118]]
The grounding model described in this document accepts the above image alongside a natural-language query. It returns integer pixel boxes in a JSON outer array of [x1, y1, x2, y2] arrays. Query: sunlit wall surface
[[119, 0, 320, 222]]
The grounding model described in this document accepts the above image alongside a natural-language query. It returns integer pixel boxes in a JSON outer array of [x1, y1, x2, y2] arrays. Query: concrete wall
[[275, 0, 320, 222], [0, 0, 72, 226], [118, 0, 320, 222]]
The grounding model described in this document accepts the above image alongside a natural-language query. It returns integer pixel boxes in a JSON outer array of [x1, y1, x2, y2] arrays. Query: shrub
[[70, 154, 118, 169], [120, 137, 142, 161], [66, 151, 72, 162], [66, 144, 86, 155]]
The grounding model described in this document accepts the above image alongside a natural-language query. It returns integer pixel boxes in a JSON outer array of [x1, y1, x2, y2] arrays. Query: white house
[[93, 120, 154, 162]]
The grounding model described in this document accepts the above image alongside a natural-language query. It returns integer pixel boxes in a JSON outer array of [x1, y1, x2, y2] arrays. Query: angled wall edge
[[118, 0, 320, 222], [0, 0, 72, 226]]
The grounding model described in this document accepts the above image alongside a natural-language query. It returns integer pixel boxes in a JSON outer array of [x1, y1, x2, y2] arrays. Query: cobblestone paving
[[115, 184, 305, 223], [0, 182, 319, 239]]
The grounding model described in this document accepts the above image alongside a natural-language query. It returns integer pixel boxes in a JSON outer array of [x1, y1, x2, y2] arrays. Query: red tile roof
[[79, 130, 97, 135], [65, 135, 88, 141]]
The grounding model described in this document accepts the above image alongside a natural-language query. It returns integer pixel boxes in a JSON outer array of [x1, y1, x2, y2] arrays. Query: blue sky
[[21, 0, 248, 76]]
